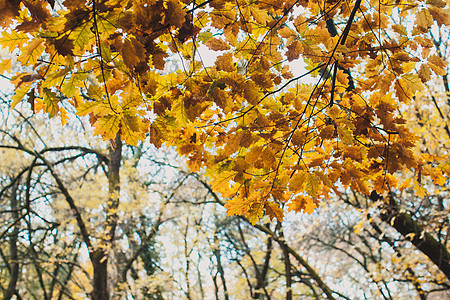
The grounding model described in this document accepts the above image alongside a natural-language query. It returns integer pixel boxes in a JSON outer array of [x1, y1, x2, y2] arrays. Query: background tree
[[0, 96, 177, 298]]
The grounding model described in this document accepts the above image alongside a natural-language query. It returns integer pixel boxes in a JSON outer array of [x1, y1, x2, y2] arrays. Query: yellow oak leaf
[[392, 24, 407, 36], [0, 31, 28, 50], [290, 171, 306, 191], [17, 38, 45, 65], [281, 65, 294, 79], [278, 26, 297, 39], [250, 7, 267, 25], [34, 97, 45, 113], [121, 37, 147, 69], [286, 40, 302, 62], [93, 114, 121, 140], [427, 0, 446, 8], [0, 57, 12, 73], [428, 55, 447, 76], [42, 88, 60, 118], [150, 115, 177, 148], [429, 7, 450, 26], [401, 73, 424, 96], [264, 201, 284, 222], [76, 100, 102, 117], [71, 21, 94, 55], [337, 126, 353, 145], [414, 181, 427, 198], [11, 85, 32, 109], [60, 107, 68, 126], [418, 64, 431, 83], [247, 202, 264, 225], [260, 147, 276, 169], [170, 97, 189, 126], [306, 172, 319, 197], [319, 125, 335, 139], [86, 81, 105, 99], [243, 80, 260, 105], [414, 10, 433, 33], [245, 146, 264, 164], [225, 196, 252, 217], [287, 195, 317, 214], [328, 105, 341, 119], [62, 73, 87, 97], [291, 131, 306, 146], [120, 112, 149, 146]]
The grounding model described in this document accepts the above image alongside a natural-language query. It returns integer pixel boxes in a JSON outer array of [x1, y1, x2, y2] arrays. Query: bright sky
[[0, 49, 12, 94], [0, 76, 11, 92]]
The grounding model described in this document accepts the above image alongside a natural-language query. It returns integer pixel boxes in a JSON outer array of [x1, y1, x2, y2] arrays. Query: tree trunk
[[106, 135, 122, 242], [91, 135, 122, 300], [92, 249, 109, 300], [254, 236, 272, 300], [278, 226, 292, 300], [213, 239, 229, 300], [381, 203, 450, 280], [4, 180, 20, 300]]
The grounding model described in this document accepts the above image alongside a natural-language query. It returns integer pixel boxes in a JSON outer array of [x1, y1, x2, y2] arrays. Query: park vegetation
[[0, 0, 449, 298]]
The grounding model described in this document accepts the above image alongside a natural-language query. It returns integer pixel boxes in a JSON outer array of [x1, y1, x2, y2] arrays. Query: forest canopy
[[0, 0, 449, 221]]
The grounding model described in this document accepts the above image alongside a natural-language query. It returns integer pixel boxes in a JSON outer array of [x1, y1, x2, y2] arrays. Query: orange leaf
[[286, 40, 302, 62], [205, 37, 230, 51], [265, 201, 284, 222], [215, 53, 234, 72]]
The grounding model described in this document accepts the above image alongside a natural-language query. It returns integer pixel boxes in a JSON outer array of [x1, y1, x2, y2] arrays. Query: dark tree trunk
[[377, 192, 450, 280], [91, 135, 122, 300], [254, 236, 272, 299], [92, 249, 109, 300], [4, 180, 20, 300], [381, 205, 450, 279], [279, 228, 292, 300], [213, 243, 229, 300]]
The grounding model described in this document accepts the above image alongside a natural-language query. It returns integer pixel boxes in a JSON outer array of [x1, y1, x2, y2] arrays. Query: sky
[[0, 49, 12, 94]]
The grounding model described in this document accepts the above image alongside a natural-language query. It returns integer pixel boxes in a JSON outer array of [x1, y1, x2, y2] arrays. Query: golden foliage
[[0, 0, 449, 223]]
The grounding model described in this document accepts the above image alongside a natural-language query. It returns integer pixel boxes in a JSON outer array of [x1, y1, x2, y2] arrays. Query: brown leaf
[[429, 7, 450, 26], [215, 53, 234, 72], [0, 0, 20, 27], [286, 40, 302, 62], [54, 36, 74, 56], [206, 37, 230, 51], [177, 17, 200, 42]]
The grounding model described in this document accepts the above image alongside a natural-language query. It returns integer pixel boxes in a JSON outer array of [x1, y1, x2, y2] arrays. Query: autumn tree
[[1, 81, 448, 299], [0, 102, 334, 299], [0, 0, 450, 294]]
